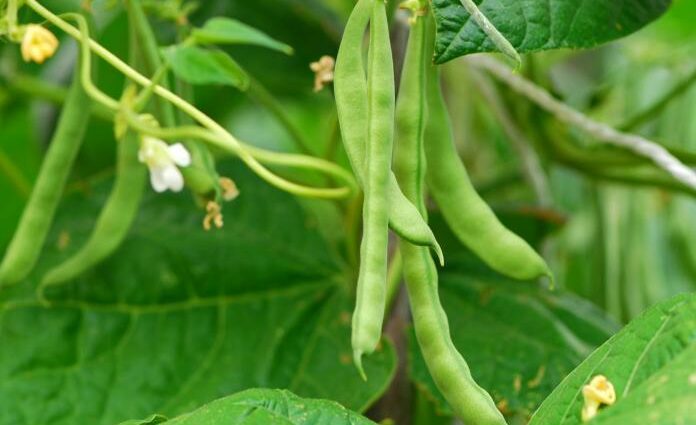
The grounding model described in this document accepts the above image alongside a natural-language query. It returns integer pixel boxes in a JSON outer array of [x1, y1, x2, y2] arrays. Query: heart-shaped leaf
[[163, 45, 250, 89], [529, 294, 696, 425], [431, 0, 672, 64], [192, 18, 294, 55]]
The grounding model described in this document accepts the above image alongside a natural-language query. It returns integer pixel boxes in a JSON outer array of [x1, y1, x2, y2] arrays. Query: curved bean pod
[[0, 64, 90, 286], [424, 35, 551, 282], [40, 130, 146, 289], [351, 0, 394, 378], [397, 10, 507, 425], [334, 0, 443, 264]]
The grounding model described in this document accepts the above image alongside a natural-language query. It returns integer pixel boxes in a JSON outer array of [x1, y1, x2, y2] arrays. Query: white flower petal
[[168, 143, 191, 167], [150, 167, 169, 193], [162, 165, 185, 192]]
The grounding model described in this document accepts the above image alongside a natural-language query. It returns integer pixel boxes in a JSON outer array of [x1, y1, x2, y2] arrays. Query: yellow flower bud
[[581, 375, 616, 422], [21, 24, 59, 64]]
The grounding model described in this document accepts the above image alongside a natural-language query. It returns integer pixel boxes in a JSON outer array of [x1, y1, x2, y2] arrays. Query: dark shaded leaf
[[432, 0, 672, 63]]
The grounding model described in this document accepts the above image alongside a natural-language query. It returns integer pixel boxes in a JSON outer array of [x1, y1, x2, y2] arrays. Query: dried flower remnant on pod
[[220, 177, 240, 202], [203, 201, 224, 231]]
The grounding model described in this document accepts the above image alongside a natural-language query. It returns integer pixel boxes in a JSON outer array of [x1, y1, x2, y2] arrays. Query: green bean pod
[[40, 130, 146, 288], [423, 39, 551, 282], [0, 65, 90, 286], [396, 11, 507, 425], [351, 0, 394, 378], [334, 0, 443, 265]]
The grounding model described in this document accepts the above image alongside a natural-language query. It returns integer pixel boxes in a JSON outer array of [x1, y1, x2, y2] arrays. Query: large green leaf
[[408, 213, 618, 419], [0, 163, 395, 425], [119, 389, 377, 425], [529, 294, 696, 425], [162, 45, 250, 89], [431, 0, 672, 64]]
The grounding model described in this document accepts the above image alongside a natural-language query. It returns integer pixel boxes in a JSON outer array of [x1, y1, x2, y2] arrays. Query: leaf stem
[[472, 56, 696, 191], [458, 0, 521, 66]]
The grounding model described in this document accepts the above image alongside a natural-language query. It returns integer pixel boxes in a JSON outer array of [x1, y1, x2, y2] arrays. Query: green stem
[[122, 111, 357, 195], [26, 0, 353, 200], [458, 0, 520, 66]]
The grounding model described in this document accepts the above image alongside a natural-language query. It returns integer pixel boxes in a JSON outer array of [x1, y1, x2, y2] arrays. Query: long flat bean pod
[[0, 64, 90, 286], [424, 40, 551, 282], [396, 10, 507, 425], [334, 0, 443, 264], [351, 0, 394, 377]]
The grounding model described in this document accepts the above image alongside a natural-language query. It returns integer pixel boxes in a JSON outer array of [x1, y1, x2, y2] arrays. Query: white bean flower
[[138, 137, 191, 193], [21, 24, 59, 64]]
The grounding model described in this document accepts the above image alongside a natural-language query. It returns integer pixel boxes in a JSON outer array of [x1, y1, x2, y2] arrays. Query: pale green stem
[[458, 0, 521, 66], [26, 0, 354, 199], [122, 111, 357, 197]]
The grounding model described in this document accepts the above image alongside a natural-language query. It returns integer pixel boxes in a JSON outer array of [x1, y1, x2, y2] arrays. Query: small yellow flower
[[310, 55, 335, 92], [581, 375, 616, 422], [21, 25, 59, 64]]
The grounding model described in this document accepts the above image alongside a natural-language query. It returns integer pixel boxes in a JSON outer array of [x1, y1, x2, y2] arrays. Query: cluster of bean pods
[[335, 1, 551, 423]]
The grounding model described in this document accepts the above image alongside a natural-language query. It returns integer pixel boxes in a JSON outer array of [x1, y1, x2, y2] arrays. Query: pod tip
[[353, 350, 368, 381], [433, 242, 445, 267]]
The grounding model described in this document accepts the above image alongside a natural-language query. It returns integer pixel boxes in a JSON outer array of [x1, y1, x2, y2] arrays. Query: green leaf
[[431, 0, 672, 64], [408, 213, 618, 419], [121, 389, 377, 425], [192, 17, 294, 55], [117, 415, 168, 425], [0, 164, 396, 425], [529, 294, 696, 425], [162, 45, 250, 89]]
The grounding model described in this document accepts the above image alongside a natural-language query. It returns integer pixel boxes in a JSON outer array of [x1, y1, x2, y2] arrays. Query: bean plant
[[0, 0, 694, 424]]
